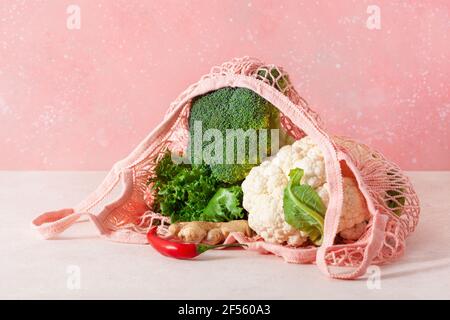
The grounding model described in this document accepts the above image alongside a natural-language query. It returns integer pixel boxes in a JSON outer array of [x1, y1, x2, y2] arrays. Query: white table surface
[[0, 171, 449, 300]]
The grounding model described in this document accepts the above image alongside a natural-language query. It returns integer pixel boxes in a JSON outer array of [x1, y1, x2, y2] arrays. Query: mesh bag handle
[[31, 107, 188, 243], [316, 212, 388, 279]]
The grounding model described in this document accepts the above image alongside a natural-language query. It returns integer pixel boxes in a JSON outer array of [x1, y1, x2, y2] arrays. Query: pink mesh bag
[[32, 57, 420, 280]]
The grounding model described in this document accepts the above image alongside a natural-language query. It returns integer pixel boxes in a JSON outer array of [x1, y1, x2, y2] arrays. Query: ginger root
[[168, 220, 252, 244]]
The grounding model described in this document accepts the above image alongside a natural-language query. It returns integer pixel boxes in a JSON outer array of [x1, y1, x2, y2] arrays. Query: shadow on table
[[380, 257, 450, 280]]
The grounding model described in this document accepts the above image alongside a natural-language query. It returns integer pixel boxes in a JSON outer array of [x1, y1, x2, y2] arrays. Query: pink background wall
[[0, 0, 449, 170]]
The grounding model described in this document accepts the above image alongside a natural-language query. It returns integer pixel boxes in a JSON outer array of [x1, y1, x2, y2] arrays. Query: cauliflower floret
[[242, 136, 370, 246], [316, 183, 329, 207], [270, 144, 293, 175], [338, 177, 371, 232], [293, 143, 326, 188]]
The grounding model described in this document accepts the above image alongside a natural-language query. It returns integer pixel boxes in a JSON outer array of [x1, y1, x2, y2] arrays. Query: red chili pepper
[[147, 226, 246, 259]]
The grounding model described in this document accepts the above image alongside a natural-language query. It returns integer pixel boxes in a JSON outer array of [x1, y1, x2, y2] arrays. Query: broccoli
[[256, 67, 290, 92], [188, 87, 286, 184]]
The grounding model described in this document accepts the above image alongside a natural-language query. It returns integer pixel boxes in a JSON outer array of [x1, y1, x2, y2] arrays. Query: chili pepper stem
[[197, 243, 248, 254]]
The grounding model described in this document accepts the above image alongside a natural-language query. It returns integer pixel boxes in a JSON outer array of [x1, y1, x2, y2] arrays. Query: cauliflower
[[243, 161, 307, 246], [242, 136, 370, 246]]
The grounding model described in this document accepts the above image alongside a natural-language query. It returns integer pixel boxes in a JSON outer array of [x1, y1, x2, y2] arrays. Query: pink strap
[[31, 208, 106, 239], [224, 232, 317, 264], [31, 208, 148, 244], [316, 212, 388, 279]]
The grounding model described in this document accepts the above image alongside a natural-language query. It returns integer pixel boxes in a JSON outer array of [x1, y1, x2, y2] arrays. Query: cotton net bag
[[32, 57, 420, 280]]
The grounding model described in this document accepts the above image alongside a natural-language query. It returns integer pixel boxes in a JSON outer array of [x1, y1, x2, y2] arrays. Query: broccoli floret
[[188, 87, 283, 184]]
